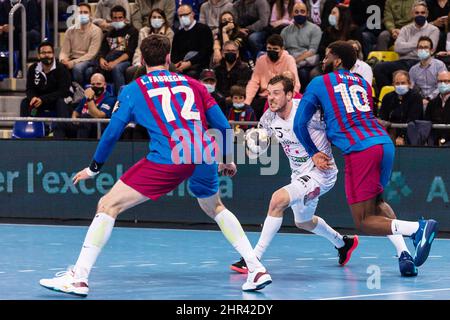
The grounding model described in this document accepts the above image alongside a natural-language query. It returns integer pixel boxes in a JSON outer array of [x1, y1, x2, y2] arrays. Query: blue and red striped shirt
[[294, 69, 391, 156], [93, 69, 231, 165]]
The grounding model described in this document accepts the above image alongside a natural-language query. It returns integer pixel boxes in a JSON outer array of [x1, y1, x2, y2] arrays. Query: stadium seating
[[12, 121, 46, 139], [367, 51, 399, 62], [378, 85, 395, 109]]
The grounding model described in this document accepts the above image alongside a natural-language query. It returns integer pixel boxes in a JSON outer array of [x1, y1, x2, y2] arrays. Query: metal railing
[[41, 0, 46, 41], [8, 3, 26, 79], [1, 117, 450, 140]]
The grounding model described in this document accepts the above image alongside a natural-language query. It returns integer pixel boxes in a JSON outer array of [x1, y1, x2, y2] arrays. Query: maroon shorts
[[120, 158, 195, 200], [344, 144, 384, 205]]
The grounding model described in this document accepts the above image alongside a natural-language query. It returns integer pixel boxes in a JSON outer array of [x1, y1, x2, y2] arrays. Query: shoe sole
[[399, 260, 418, 277], [340, 235, 359, 266], [40, 283, 88, 297], [414, 220, 439, 267], [230, 265, 248, 274], [242, 279, 272, 292]]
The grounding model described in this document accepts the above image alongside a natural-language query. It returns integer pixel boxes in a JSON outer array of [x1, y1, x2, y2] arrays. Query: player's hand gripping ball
[[244, 127, 270, 159]]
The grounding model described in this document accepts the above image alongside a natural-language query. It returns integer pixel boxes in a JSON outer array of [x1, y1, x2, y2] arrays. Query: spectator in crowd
[[214, 40, 252, 111], [349, 0, 386, 59], [226, 85, 256, 132], [175, 0, 204, 22], [377, 0, 415, 51], [378, 70, 424, 145], [320, 0, 349, 29], [199, 69, 226, 110], [89, 5, 138, 95], [268, 0, 302, 35], [93, 0, 131, 31], [54, 73, 115, 139], [349, 39, 374, 84], [244, 34, 300, 119], [59, 3, 103, 87], [427, 0, 450, 52], [126, 8, 174, 82], [233, 0, 271, 60], [281, 2, 322, 90], [0, 0, 41, 64], [374, 1, 440, 90], [425, 70, 450, 145], [305, 0, 325, 27], [199, 0, 234, 35], [171, 4, 213, 79], [212, 11, 248, 66], [436, 12, 450, 67], [409, 36, 447, 108], [20, 41, 72, 118], [131, 0, 175, 30]]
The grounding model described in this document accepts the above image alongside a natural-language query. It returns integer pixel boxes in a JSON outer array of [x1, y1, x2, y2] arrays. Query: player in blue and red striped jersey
[[293, 41, 439, 277], [39, 35, 272, 297]]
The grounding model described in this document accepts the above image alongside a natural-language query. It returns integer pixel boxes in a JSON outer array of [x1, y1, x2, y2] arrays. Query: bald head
[[293, 2, 307, 15], [90, 73, 106, 86], [438, 71, 450, 82]]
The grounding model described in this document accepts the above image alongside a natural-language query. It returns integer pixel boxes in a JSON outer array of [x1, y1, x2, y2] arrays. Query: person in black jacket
[[20, 41, 72, 118], [87, 5, 138, 95], [171, 4, 214, 79], [378, 70, 424, 145]]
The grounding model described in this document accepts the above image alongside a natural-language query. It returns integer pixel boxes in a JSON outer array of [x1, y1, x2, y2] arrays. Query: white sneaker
[[39, 267, 89, 297], [242, 267, 272, 292]]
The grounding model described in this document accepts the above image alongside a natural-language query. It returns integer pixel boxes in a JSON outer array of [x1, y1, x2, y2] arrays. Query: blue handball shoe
[[398, 251, 418, 277], [411, 219, 439, 267]]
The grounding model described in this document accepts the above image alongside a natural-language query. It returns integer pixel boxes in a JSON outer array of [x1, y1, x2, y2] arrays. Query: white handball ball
[[244, 127, 270, 159]]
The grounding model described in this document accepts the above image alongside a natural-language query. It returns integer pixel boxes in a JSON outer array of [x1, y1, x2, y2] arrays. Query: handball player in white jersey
[[231, 75, 358, 273]]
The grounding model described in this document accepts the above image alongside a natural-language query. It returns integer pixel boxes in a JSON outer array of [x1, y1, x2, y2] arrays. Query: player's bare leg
[[349, 194, 438, 270], [40, 180, 149, 296], [197, 192, 272, 291]]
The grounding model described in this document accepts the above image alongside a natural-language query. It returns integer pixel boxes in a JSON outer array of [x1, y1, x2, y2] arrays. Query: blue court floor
[[1, 224, 449, 300]]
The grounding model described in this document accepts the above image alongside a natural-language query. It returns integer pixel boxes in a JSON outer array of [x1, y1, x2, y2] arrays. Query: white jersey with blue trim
[[259, 98, 338, 179]]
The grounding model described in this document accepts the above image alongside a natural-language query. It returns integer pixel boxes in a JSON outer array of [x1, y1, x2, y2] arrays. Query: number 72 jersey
[[300, 70, 391, 154]]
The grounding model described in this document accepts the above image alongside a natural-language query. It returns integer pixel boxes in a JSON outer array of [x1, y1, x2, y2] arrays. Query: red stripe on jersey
[[358, 74, 387, 136], [323, 74, 356, 145], [136, 77, 176, 150], [347, 74, 374, 138], [334, 73, 365, 141]]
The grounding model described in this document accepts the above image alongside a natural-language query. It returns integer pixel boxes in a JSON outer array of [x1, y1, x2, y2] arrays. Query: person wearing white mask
[[59, 3, 103, 86], [425, 71, 450, 145], [171, 4, 214, 78], [199, 69, 226, 110], [89, 5, 138, 95], [226, 84, 256, 132], [409, 36, 447, 108], [126, 8, 175, 83], [379, 70, 424, 145], [93, 0, 131, 31]]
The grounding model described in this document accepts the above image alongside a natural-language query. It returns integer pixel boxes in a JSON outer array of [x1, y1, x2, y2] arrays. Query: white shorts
[[283, 168, 337, 223]]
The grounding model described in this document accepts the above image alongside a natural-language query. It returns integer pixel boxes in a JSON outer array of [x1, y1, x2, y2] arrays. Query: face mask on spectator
[[204, 84, 215, 93], [92, 86, 105, 96], [328, 14, 337, 27], [111, 21, 126, 30], [415, 15, 427, 27], [224, 52, 237, 63], [294, 15, 307, 25], [40, 58, 53, 66], [438, 82, 450, 94], [233, 102, 245, 109], [79, 14, 90, 25], [417, 49, 430, 60], [180, 16, 192, 28], [151, 18, 164, 29], [395, 85, 409, 96], [267, 50, 280, 62]]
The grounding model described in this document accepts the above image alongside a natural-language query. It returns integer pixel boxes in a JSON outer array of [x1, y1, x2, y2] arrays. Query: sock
[[387, 235, 409, 257], [391, 219, 419, 236], [253, 216, 283, 260], [74, 212, 115, 280], [214, 209, 262, 272], [311, 217, 345, 248]]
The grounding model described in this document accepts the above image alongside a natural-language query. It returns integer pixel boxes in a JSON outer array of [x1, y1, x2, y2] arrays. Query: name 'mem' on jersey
[[111, 69, 226, 164], [294, 70, 391, 157], [259, 99, 337, 178]]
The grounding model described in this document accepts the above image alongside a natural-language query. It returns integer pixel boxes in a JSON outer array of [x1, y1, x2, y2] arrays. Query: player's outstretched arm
[[293, 97, 320, 157], [205, 104, 234, 164], [72, 116, 128, 185]]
